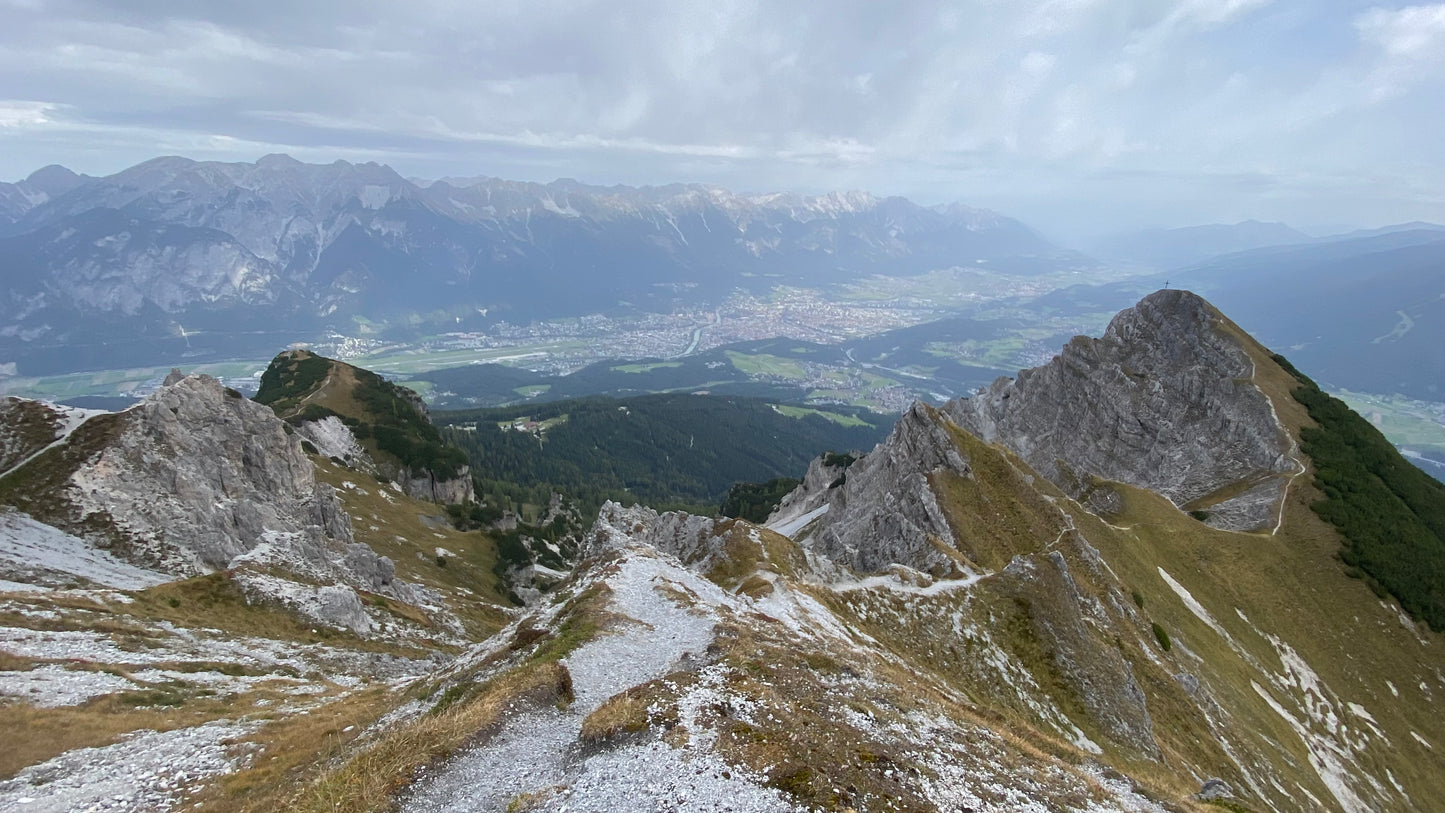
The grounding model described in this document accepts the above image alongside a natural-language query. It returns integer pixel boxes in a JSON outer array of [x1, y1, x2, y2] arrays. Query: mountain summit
[[1, 291, 1443, 812]]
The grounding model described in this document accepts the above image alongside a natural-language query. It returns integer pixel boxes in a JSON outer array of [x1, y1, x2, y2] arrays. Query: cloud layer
[[2, 0, 1442, 236]]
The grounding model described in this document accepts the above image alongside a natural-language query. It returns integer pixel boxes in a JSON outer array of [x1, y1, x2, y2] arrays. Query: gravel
[[399, 548, 799, 813], [0, 720, 252, 813], [0, 664, 136, 708]]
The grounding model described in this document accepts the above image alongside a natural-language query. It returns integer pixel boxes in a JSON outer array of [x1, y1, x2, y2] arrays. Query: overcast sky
[[1, 0, 1442, 239]]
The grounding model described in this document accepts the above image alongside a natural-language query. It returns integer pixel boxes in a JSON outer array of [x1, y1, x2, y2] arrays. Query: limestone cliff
[[0, 375, 416, 635], [67, 375, 356, 576], [771, 402, 972, 575], [945, 289, 1297, 530]]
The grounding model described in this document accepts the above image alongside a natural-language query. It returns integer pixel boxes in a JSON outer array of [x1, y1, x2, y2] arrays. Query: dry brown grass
[[194, 686, 396, 813], [578, 677, 678, 744], [279, 662, 574, 813], [0, 686, 309, 780], [0, 650, 39, 671], [311, 456, 514, 639]]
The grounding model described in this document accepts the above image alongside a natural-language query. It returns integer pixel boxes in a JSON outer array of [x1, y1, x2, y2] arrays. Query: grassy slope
[[310, 456, 515, 634], [798, 310, 1445, 812], [258, 351, 468, 482], [1066, 321, 1445, 810]]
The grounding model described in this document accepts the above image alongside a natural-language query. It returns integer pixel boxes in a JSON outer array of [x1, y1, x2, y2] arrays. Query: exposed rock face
[[65, 375, 369, 580], [766, 453, 852, 527], [587, 501, 724, 563], [296, 416, 371, 469], [402, 466, 475, 505], [945, 289, 1295, 530], [783, 402, 972, 575]]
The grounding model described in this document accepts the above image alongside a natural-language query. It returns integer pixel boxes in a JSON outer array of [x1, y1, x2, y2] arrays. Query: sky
[[1, 0, 1443, 240]]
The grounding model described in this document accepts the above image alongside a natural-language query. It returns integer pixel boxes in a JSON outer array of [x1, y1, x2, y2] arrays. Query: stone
[[945, 289, 1295, 531], [790, 402, 971, 575], [1198, 778, 1234, 800]]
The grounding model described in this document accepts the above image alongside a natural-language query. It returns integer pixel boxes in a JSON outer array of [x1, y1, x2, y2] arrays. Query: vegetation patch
[[1151, 622, 1172, 652], [719, 477, 799, 523], [1276, 353, 1445, 631], [579, 678, 679, 744], [439, 393, 887, 517]]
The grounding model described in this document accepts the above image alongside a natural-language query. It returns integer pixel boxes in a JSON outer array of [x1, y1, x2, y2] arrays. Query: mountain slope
[[0, 156, 1082, 375], [296, 290, 1444, 813], [3, 292, 1443, 812]]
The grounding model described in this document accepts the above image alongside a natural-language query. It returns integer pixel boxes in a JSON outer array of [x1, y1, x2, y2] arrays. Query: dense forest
[[437, 394, 890, 516], [719, 478, 801, 523], [1277, 354, 1445, 631]]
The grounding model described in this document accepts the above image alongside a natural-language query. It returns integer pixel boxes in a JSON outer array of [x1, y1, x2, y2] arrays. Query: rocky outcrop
[[945, 289, 1295, 530], [296, 416, 372, 469], [56, 374, 410, 606], [401, 466, 475, 505], [587, 501, 724, 564], [784, 402, 972, 575], [765, 453, 853, 530]]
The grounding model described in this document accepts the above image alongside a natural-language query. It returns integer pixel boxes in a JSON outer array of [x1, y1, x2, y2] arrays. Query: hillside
[[436, 393, 891, 515], [256, 349, 473, 504]]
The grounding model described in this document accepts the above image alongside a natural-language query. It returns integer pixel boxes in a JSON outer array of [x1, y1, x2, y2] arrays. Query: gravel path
[[400, 550, 798, 813]]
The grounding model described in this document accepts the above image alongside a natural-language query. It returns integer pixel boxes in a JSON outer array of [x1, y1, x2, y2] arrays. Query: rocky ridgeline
[[70, 373, 352, 573], [3, 373, 434, 634], [777, 402, 973, 575], [945, 289, 1296, 530]]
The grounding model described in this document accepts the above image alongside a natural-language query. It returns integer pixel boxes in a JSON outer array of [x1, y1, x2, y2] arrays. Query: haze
[[2, 0, 1443, 240]]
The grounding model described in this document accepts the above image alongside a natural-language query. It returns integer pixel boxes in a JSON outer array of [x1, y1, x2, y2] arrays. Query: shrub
[[1152, 622, 1172, 652]]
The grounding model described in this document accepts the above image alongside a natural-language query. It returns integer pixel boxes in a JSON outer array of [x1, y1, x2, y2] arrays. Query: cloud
[[0, 99, 60, 128], [0, 0, 1440, 233], [1357, 3, 1445, 60]]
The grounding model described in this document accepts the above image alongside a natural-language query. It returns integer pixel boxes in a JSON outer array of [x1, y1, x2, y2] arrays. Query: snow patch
[[1157, 567, 1229, 640], [766, 503, 829, 539]]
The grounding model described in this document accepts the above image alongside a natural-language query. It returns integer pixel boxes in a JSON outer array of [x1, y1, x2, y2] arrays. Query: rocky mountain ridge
[[946, 289, 1300, 530], [0, 290, 1442, 812]]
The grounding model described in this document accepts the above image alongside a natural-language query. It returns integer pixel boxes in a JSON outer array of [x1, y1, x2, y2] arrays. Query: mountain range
[[1, 290, 1443, 812], [0, 156, 1082, 375]]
